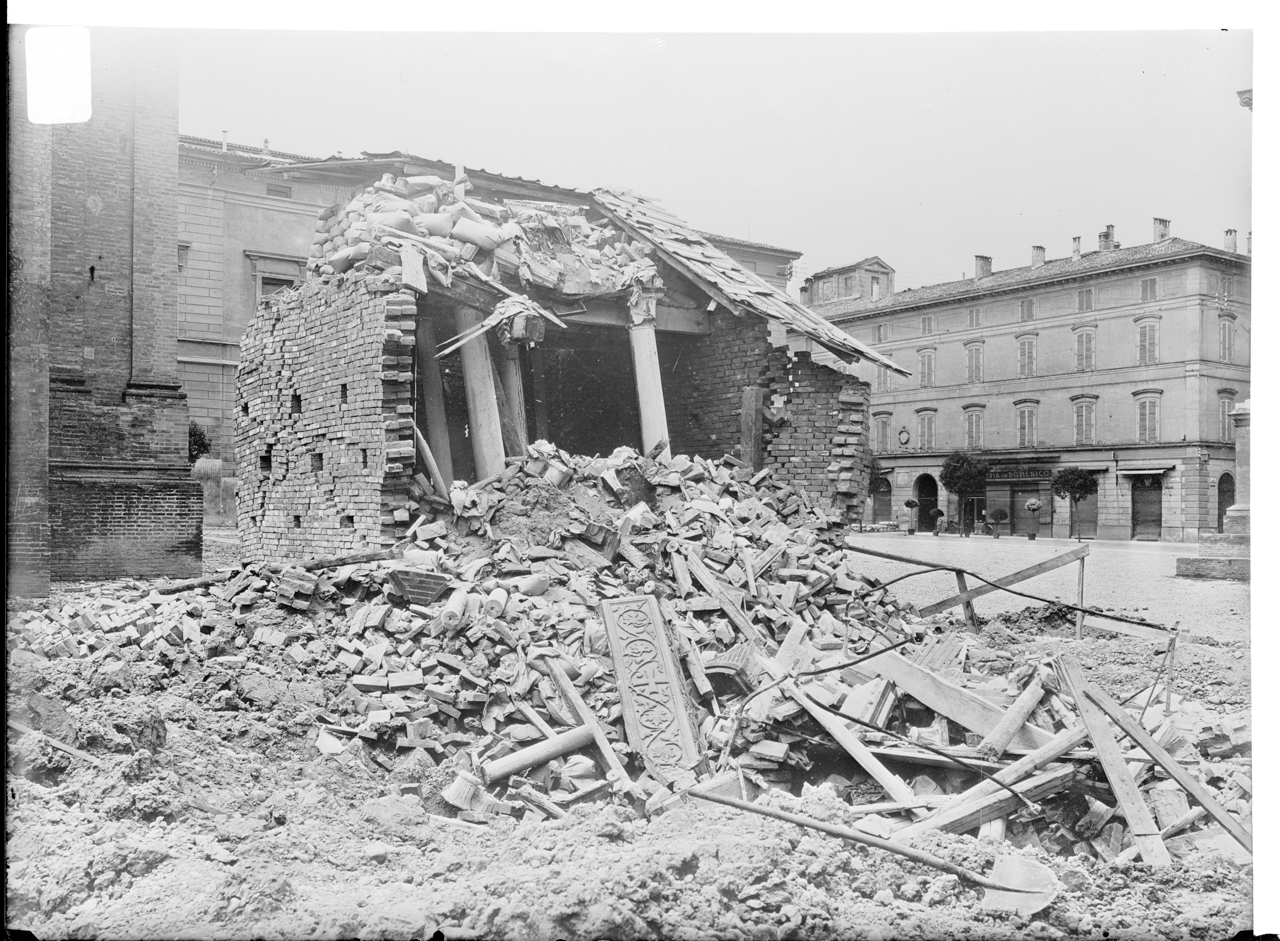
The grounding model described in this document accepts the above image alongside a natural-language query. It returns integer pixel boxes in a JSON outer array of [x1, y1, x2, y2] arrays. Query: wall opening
[[241, 402, 249, 417], [311, 453, 323, 472], [291, 393, 302, 416], [340, 383, 349, 404], [361, 448, 368, 469], [260, 446, 272, 472], [293, 515, 302, 528], [340, 515, 354, 529]]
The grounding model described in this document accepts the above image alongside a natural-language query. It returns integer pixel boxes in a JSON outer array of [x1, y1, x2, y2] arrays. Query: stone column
[[1223, 400, 1249, 534], [628, 284, 671, 459], [455, 307, 505, 480]]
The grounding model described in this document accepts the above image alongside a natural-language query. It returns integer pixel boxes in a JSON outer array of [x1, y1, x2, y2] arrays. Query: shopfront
[[984, 463, 1055, 535]]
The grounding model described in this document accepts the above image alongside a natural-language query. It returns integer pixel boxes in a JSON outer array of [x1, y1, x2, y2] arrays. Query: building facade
[[698, 232, 801, 292], [811, 222, 1250, 542], [177, 136, 338, 459], [800, 257, 896, 306], [8, 28, 203, 588]]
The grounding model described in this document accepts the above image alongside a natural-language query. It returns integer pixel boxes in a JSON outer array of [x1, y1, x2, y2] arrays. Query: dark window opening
[[340, 515, 354, 529], [311, 453, 323, 472], [291, 393, 302, 415], [361, 448, 368, 468], [260, 276, 295, 298], [89, 265, 95, 281], [340, 383, 349, 404], [293, 515, 302, 529], [241, 402, 250, 417], [260, 447, 272, 472]]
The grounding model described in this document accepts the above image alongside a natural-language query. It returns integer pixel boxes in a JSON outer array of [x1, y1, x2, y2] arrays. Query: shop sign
[[987, 466, 1053, 481]]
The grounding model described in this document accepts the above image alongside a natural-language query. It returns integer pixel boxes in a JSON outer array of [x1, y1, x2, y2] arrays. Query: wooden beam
[[413, 427, 449, 500], [914, 544, 1092, 617], [416, 314, 454, 486], [1057, 654, 1172, 867], [867, 649, 1054, 750], [488, 335, 526, 457], [1082, 680, 1251, 855], [977, 675, 1046, 760], [954, 571, 978, 631], [543, 658, 639, 797], [906, 765, 1076, 838], [556, 302, 711, 334], [499, 343, 529, 451], [629, 319, 671, 459], [455, 307, 505, 479], [740, 386, 766, 472]]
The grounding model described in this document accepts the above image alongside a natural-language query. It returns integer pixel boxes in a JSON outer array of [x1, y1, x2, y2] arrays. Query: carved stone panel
[[601, 594, 703, 788]]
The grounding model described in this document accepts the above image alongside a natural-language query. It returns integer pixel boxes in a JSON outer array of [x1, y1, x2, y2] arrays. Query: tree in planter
[[939, 451, 989, 538], [1023, 498, 1043, 539], [930, 507, 946, 535], [189, 421, 212, 464], [989, 507, 1008, 538], [1052, 466, 1100, 542], [903, 498, 919, 534]]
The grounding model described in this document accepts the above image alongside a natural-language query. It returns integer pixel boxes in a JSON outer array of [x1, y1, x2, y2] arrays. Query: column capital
[[628, 279, 665, 328]]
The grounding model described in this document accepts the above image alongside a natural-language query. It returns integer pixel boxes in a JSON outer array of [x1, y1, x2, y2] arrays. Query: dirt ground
[[6, 528, 1253, 940]]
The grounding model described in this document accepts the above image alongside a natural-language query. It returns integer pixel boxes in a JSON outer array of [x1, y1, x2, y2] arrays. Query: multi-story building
[[698, 232, 802, 292], [810, 221, 1250, 542], [800, 257, 896, 306], [177, 135, 337, 458]]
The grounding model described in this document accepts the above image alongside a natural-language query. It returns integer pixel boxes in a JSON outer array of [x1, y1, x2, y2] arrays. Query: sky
[[163, 29, 1254, 295]]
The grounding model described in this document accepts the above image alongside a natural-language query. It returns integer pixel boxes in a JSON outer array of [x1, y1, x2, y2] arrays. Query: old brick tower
[[8, 27, 202, 593]]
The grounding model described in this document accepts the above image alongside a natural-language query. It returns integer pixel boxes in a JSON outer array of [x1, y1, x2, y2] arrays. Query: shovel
[[687, 789, 1060, 917]]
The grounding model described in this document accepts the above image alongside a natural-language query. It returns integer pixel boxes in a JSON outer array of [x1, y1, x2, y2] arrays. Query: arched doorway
[[915, 474, 938, 530], [1217, 473, 1235, 533], [872, 477, 893, 524]]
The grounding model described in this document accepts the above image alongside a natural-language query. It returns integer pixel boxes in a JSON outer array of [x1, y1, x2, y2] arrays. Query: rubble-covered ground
[[7, 449, 1252, 940]]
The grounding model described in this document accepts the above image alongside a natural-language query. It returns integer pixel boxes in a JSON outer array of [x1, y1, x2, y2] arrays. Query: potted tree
[[1024, 498, 1043, 539], [903, 498, 919, 535], [930, 507, 946, 535], [1051, 466, 1100, 542], [989, 507, 1008, 538]]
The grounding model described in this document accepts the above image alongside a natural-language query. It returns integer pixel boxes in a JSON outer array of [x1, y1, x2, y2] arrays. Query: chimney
[[1072, 236, 1081, 261], [1153, 218, 1170, 242], [1225, 229, 1238, 253], [974, 255, 992, 279], [1098, 225, 1115, 251], [1247, 231, 1252, 255], [1031, 246, 1045, 269], [262, 138, 270, 155], [221, 131, 228, 153]]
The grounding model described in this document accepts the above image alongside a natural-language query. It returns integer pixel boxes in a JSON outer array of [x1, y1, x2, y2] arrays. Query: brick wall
[[237, 279, 415, 563], [7, 28, 53, 596], [659, 311, 873, 524]]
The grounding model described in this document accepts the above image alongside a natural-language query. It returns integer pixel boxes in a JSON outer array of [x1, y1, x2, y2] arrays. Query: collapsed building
[[233, 155, 910, 562]]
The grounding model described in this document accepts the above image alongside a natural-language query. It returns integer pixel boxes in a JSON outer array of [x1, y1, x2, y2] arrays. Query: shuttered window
[[1220, 398, 1235, 441], [1219, 321, 1234, 363], [966, 344, 983, 382], [1077, 289, 1094, 312], [921, 315, 934, 336], [1074, 330, 1096, 371], [1140, 277, 1157, 301], [965, 411, 984, 449], [1074, 401, 1095, 446], [1017, 407, 1037, 448], [1018, 338, 1036, 377], [1137, 399, 1159, 444], [874, 323, 889, 343], [875, 366, 891, 392], [918, 413, 936, 450], [1020, 299, 1035, 322], [967, 308, 982, 328], [875, 418, 891, 451], [919, 351, 935, 388], [1137, 322, 1159, 366]]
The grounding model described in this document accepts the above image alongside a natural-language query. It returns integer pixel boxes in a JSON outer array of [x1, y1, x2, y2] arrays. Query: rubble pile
[[8, 442, 1252, 881]]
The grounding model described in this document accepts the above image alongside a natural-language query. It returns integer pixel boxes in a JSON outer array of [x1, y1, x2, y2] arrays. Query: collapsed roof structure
[[236, 153, 909, 561]]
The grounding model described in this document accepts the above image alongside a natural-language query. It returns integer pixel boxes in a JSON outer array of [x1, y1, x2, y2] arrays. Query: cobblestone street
[[844, 531, 1249, 644]]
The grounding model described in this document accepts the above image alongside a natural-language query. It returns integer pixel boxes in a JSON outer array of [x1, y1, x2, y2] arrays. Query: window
[[871, 276, 881, 300], [260, 276, 296, 298], [842, 275, 853, 295], [1140, 277, 1157, 301], [919, 350, 935, 388], [1219, 396, 1236, 441], [873, 323, 889, 343], [741, 260, 758, 272], [177, 242, 191, 271], [1222, 277, 1234, 299], [1077, 289, 1094, 312], [1073, 399, 1096, 446], [875, 366, 892, 393], [266, 183, 293, 199], [1017, 336, 1037, 377], [820, 280, 834, 301], [1219, 318, 1235, 363], [1074, 328, 1096, 372], [964, 410, 984, 450], [965, 343, 984, 383], [1016, 404, 1038, 448], [967, 307, 982, 328], [1134, 393, 1161, 444], [1020, 299, 1036, 322], [1136, 320, 1159, 366], [917, 412, 936, 450], [920, 315, 934, 336], [874, 416, 892, 451]]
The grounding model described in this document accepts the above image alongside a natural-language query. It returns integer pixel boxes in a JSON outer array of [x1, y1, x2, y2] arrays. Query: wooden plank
[[455, 307, 506, 478], [898, 765, 1076, 838], [1057, 654, 1172, 866], [543, 658, 640, 797], [400, 244, 429, 294], [978, 675, 1046, 759], [478, 725, 595, 784], [954, 571, 978, 631], [8, 719, 102, 766], [416, 314, 454, 486], [1083, 680, 1251, 855], [894, 725, 1089, 840], [488, 336, 526, 457], [867, 650, 1054, 750], [910, 543, 1092, 617], [781, 679, 927, 818], [498, 343, 529, 452], [740, 386, 766, 472], [413, 427, 449, 500], [600, 595, 703, 788]]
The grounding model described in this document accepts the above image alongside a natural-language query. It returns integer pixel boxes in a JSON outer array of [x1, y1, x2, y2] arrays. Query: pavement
[[842, 531, 1249, 644]]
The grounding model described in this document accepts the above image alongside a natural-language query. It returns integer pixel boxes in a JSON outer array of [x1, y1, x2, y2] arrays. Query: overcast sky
[[169, 29, 1252, 294]]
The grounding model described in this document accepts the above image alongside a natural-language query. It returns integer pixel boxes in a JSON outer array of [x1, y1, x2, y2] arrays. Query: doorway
[[1070, 491, 1098, 539], [872, 477, 893, 524], [1011, 488, 1039, 534], [914, 474, 938, 529], [1131, 475, 1163, 540], [961, 495, 987, 534], [1217, 473, 1235, 533]]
